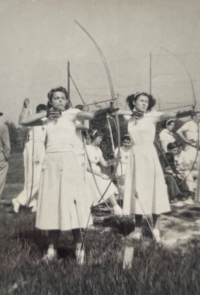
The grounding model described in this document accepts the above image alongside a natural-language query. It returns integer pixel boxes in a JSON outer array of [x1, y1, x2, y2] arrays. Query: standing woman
[[115, 92, 189, 241], [12, 103, 47, 213], [21, 86, 108, 263], [176, 115, 199, 162], [0, 112, 10, 199], [86, 130, 122, 215]]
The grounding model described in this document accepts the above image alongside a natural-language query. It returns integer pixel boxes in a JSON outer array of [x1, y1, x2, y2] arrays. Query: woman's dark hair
[[47, 87, 69, 110], [167, 142, 178, 150], [126, 92, 156, 111], [47, 86, 68, 101], [122, 134, 130, 142], [90, 129, 103, 141], [166, 119, 175, 127], [36, 104, 47, 113]]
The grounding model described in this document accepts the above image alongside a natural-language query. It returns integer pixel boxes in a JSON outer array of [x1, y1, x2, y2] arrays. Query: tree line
[[5, 122, 28, 153]]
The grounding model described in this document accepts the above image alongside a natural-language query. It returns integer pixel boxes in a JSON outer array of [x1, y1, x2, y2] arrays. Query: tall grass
[[0, 208, 200, 295]]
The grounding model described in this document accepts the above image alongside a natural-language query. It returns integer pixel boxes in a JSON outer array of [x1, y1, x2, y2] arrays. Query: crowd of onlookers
[[158, 119, 198, 207]]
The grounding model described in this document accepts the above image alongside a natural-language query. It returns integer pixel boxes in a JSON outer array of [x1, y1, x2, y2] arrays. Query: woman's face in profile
[[94, 136, 103, 146], [134, 95, 149, 112], [167, 122, 175, 131], [170, 147, 179, 155]]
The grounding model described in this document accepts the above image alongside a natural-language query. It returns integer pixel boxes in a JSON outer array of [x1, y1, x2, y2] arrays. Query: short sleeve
[[178, 121, 193, 132], [68, 108, 81, 115], [41, 117, 47, 125], [62, 108, 81, 123], [159, 130, 166, 141], [76, 121, 82, 127]]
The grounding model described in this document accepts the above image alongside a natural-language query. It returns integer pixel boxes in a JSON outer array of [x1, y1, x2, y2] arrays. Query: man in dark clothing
[[0, 112, 10, 198], [159, 142, 190, 206]]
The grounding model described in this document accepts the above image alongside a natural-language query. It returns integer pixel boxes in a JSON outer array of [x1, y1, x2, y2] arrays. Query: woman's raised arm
[[21, 111, 47, 127], [160, 109, 195, 122]]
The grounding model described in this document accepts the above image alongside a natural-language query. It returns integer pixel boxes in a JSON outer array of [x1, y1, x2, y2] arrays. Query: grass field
[[6, 153, 24, 184], [1, 153, 200, 294], [1, 153, 24, 201]]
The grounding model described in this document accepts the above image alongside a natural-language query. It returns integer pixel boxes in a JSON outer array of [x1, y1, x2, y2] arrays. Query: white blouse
[[159, 129, 175, 152], [45, 108, 80, 153], [86, 145, 102, 165]]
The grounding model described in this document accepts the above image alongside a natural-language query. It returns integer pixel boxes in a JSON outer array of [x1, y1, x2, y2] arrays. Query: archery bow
[[74, 20, 122, 204], [70, 21, 123, 253]]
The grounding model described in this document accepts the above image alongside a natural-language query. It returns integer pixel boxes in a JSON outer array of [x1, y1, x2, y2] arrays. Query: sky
[[0, 0, 200, 125]]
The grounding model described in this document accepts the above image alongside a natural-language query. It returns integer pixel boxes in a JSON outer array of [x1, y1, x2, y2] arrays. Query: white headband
[[166, 119, 174, 127], [93, 130, 98, 136], [134, 92, 142, 99]]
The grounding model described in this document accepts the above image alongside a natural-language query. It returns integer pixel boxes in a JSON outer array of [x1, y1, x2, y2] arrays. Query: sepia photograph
[[0, 0, 200, 294]]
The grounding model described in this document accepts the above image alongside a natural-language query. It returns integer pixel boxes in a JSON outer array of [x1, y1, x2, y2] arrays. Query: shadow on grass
[[100, 215, 135, 236]]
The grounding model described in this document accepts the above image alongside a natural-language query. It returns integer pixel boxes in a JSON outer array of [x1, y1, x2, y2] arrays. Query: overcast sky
[[1, 0, 200, 124]]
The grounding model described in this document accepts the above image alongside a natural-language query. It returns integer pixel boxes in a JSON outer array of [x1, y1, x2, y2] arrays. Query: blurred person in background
[[12, 100, 47, 213], [167, 142, 197, 205], [160, 142, 191, 207], [114, 134, 131, 198], [176, 115, 199, 163], [86, 130, 122, 215], [0, 112, 10, 199]]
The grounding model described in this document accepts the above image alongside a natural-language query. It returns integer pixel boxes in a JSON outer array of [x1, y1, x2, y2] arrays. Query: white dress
[[159, 129, 175, 152], [16, 125, 46, 207], [114, 147, 130, 196], [36, 109, 92, 230], [123, 111, 170, 215], [86, 145, 118, 205]]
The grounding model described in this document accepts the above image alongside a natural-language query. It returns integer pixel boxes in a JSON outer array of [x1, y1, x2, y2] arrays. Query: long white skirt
[[36, 152, 92, 230], [17, 141, 45, 206], [123, 144, 170, 215]]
